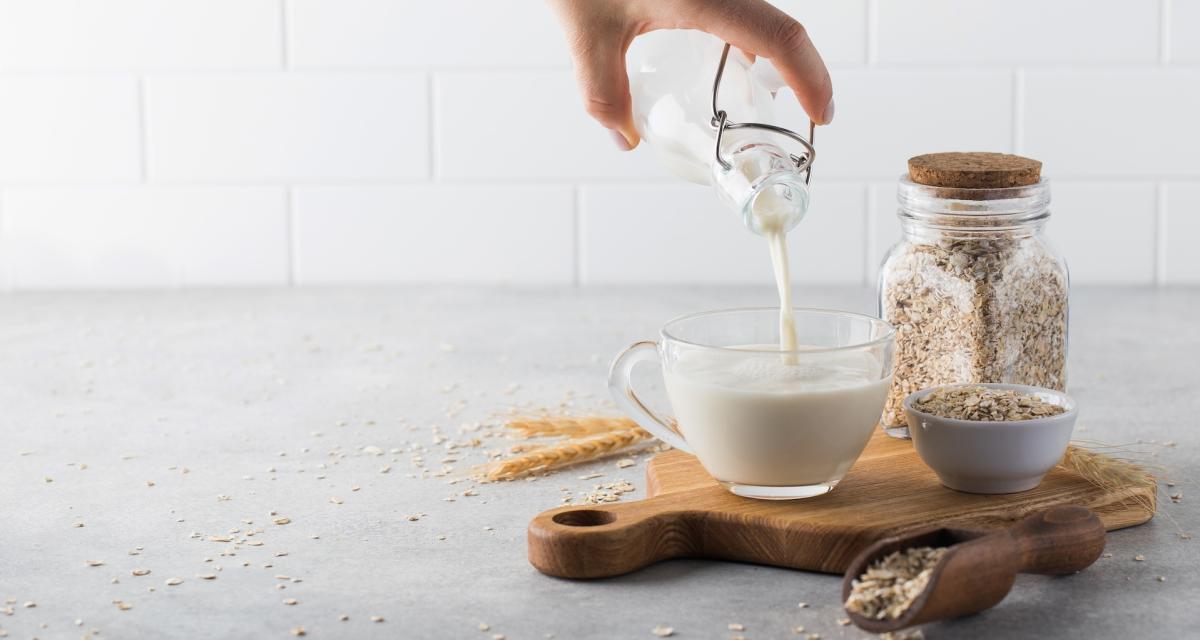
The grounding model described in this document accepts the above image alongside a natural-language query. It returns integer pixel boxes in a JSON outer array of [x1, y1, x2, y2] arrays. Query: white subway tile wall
[[2, 188, 287, 288], [1172, 0, 1200, 63], [145, 73, 427, 182], [0, 0, 282, 70], [293, 185, 574, 284], [875, 0, 1160, 65], [581, 183, 865, 284], [1164, 184, 1200, 283], [0, 0, 1194, 288]]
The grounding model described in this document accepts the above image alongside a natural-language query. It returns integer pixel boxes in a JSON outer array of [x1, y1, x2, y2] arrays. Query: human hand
[[546, 0, 833, 150]]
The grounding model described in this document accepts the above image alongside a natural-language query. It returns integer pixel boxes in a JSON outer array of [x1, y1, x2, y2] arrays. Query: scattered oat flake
[[1157, 575, 1167, 582], [274, 517, 291, 525], [165, 578, 183, 586], [208, 535, 233, 542], [792, 626, 805, 634], [370, 616, 385, 623], [291, 627, 307, 637], [22, 602, 36, 609], [616, 458, 636, 469], [116, 601, 132, 611], [728, 623, 745, 631], [797, 601, 809, 608], [1134, 554, 1145, 561], [479, 623, 490, 631], [881, 631, 925, 640], [284, 598, 298, 606], [197, 574, 217, 580], [652, 625, 675, 637], [339, 614, 349, 621], [86, 559, 105, 567], [837, 618, 852, 626], [131, 569, 150, 576], [330, 496, 344, 505]]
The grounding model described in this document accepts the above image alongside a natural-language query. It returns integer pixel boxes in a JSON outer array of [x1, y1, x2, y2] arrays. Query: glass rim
[[659, 306, 895, 355]]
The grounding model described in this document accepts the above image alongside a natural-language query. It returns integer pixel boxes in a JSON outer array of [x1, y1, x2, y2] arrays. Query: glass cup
[[608, 308, 895, 500]]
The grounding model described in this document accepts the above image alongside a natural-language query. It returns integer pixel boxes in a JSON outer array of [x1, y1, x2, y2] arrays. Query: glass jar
[[877, 178, 1068, 437]]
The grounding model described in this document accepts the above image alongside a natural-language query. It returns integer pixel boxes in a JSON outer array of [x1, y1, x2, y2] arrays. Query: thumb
[[568, 35, 640, 150]]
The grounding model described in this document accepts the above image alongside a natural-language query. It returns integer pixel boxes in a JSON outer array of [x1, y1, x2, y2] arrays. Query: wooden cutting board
[[527, 430, 1156, 579]]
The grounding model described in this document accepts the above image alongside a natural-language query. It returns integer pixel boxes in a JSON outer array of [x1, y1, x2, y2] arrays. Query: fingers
[[546, 0, 640, 149], [569, 33, 640, 149], [683, 0, 834, 124]]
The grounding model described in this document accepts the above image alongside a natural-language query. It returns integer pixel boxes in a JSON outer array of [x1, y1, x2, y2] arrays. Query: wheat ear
[[1059, 444, 1157, 516], [475, 426, 651, 481], [505, 416, 637, 438]]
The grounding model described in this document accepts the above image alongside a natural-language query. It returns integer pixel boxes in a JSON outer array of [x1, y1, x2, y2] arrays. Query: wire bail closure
[[710, 43, 816, 185]]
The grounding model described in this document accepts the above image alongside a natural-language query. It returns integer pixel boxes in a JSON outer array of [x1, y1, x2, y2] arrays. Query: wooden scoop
[[841, 505, 1106, 633]]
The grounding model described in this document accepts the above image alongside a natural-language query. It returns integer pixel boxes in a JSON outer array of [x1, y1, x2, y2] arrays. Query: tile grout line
[[865, 0, 879, 65], [1012, 69, 1025, 155], [429, 73, 439, 182], [1161, 0, 1172, 64], [1, 177, 1198, 189], [1156, 182, 1168, 285], [280, 0, 290, 68], [137, 76, 150, 183], [286, 188, 297, 287]]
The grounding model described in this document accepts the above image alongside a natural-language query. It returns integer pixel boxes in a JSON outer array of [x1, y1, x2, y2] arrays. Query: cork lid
[[908, 152, 1042, 190]]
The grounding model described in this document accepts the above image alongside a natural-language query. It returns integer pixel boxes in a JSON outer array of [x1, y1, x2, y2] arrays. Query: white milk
[[664, 345, 890, 488], [750, 185, 800, 360]]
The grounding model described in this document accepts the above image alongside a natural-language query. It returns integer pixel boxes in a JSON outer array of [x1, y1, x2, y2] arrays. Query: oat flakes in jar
[[878, 152, 1068, 438]]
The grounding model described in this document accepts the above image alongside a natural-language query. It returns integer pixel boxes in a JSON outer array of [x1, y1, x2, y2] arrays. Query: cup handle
[[607, 340, 693, 454]]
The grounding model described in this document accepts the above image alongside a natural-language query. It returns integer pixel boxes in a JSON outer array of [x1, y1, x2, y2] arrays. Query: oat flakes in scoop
[[913, 385, 1066, 422]]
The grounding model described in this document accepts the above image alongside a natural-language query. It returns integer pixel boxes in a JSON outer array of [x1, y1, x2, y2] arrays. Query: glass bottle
[[626, 30, 811, 235], [877, 178, 1069, 437]]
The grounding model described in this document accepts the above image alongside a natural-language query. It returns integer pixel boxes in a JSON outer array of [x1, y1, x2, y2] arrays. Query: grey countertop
[[1, 286, 1196, 640]]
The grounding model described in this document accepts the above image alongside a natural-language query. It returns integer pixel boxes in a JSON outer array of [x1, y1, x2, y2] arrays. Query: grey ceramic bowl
[[903, 383, 1078, 494]]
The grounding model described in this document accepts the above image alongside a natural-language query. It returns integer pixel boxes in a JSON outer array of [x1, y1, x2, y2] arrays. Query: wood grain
[[528, 430, 1155, 579]]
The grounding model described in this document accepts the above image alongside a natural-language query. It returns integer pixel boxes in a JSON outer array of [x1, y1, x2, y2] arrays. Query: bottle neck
[[897, 177, 1051, 242], [713, 140, 810, 235]]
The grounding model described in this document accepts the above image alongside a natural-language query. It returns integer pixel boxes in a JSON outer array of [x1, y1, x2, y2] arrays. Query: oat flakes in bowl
[[903, 383, 1077, 494]]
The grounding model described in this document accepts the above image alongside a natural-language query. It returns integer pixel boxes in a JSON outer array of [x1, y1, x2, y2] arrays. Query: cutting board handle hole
[[552, 509, 616, 527]]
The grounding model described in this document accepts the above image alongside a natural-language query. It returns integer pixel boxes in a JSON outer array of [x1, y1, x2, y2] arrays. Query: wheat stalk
[[1059, 444, 1157, 517], [475, 425, 652, 481], [505, 416, 637, 438]]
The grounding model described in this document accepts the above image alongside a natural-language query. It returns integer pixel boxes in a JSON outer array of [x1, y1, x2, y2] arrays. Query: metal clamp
[[710, 43, 816, 184]]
